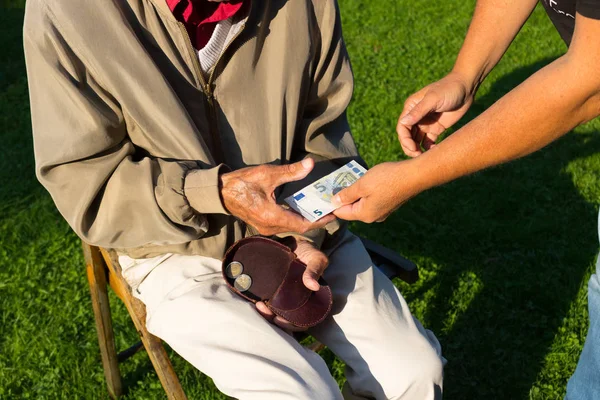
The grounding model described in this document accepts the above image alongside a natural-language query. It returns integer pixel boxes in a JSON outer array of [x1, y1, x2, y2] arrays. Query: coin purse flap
[[222, 236, 333, 327], [222, 237, 297, 302]]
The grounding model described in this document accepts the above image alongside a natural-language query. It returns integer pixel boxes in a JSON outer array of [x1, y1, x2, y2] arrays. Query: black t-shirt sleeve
[[578, 0, 600, 19]]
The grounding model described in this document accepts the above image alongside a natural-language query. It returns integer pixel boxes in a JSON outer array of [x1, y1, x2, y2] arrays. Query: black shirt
[[541, 0, 600, 44]]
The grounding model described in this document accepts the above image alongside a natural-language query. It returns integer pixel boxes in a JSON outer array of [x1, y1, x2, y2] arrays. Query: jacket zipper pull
[[205, 85, 214, 104]]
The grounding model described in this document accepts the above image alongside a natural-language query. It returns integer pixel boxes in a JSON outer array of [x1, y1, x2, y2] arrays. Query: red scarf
[[166, 0, 245, 49]]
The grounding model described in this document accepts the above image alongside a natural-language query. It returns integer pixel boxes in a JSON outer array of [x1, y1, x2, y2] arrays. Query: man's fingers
[[302, 252, 328, 292], [399, 119, 444, 157], [398, 90, 439, 157], [399, 92, 440, 128], [294, 239, 328, 292], [422, 135, 438, 151], [269, 159, 314, 188], [273, 316, 307, 332], [300, 213, 336, 232], [254, 205, 336, 236], [412, 125, 427, 150], [302, 270, 321, 291], [399, 88, 427, 121], [257, 303, 307, 332], [396, 122, 422, 157], [256, 302, 275, 320], [277, 208, 335, 233]]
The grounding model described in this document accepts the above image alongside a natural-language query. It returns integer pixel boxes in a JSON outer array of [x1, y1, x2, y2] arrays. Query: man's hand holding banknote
[[219, 159, 367, 331], [220, 158, 337, 236]]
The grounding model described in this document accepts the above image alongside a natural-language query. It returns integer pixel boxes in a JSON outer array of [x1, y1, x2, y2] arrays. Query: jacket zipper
[[177, 22, 247, 164], [177, 22, 223, 164], [177, 19, 250, 244], [177, 24, 207, 87], [204, 24, 247, 161]]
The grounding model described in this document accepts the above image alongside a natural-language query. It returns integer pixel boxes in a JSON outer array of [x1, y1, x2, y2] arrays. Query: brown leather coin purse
[[222, 236, 333, 328]]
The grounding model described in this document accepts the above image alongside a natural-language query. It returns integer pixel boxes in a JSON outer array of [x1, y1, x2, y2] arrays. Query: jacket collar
[[147, 0, 179, 21]]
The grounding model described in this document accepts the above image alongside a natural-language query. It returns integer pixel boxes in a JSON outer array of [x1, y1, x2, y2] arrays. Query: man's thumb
[[271, 158, 314, 187], [399, 94, 438, 126], [302, 253, 328, 291]]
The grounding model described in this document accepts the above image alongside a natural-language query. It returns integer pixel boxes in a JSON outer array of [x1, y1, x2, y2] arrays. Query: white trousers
[[119, 232, 444, 399]]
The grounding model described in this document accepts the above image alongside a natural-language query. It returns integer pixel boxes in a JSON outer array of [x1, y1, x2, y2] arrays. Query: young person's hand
[[255, 238, 329, 332], [397, 72, 475, 157], [220, 159, 335, 236], [332, 161, 422, 223]]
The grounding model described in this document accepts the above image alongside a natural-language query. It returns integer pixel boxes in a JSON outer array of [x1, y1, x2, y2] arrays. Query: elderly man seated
[[23, 0, 444, 398]]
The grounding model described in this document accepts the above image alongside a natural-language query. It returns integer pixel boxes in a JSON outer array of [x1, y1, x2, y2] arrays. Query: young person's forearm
[[413, 54, 600, 192], [452, 0, 538, 94]]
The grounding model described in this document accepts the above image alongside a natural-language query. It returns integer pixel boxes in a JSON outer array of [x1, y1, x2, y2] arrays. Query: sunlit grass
[[1, 1, 598, 399]]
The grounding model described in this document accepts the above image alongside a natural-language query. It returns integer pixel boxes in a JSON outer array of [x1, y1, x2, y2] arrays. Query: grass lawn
[[1, 0, 599, 399]]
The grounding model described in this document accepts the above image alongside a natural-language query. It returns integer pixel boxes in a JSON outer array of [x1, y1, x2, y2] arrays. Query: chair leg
[[100, 248, 187, 400], [127, 295, 188, 400], [84, 244, 123, 398]]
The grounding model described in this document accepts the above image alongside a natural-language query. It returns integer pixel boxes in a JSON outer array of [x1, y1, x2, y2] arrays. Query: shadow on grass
[[354, 58, 599, 399]]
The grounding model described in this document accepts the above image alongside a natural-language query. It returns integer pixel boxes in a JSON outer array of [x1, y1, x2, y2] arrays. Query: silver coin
[[225, 261, 244, 279], [234, 274, 252, 292]]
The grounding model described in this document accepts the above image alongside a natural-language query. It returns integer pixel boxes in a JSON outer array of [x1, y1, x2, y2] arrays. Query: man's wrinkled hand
[[255, 238, 329, 332], [332, 161, 421, 223], [220, 159, 336, 236]]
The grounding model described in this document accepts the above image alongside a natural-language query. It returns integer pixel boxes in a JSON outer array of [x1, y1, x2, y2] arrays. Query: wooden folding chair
[[83, 236, 418, 399]]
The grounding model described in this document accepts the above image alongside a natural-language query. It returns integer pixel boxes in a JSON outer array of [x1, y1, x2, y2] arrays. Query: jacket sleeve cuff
[[184, 164, 231, 215]]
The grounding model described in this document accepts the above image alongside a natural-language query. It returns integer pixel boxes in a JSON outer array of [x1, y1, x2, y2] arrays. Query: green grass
[[1, 1, 598, 399]]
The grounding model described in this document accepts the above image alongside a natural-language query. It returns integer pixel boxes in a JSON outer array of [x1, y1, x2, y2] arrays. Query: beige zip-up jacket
[[24, 0, 361, 259]]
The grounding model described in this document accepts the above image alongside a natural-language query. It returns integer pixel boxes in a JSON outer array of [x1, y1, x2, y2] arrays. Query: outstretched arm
[[334, 12, 600, 222], [397, 0, 538, 156]]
